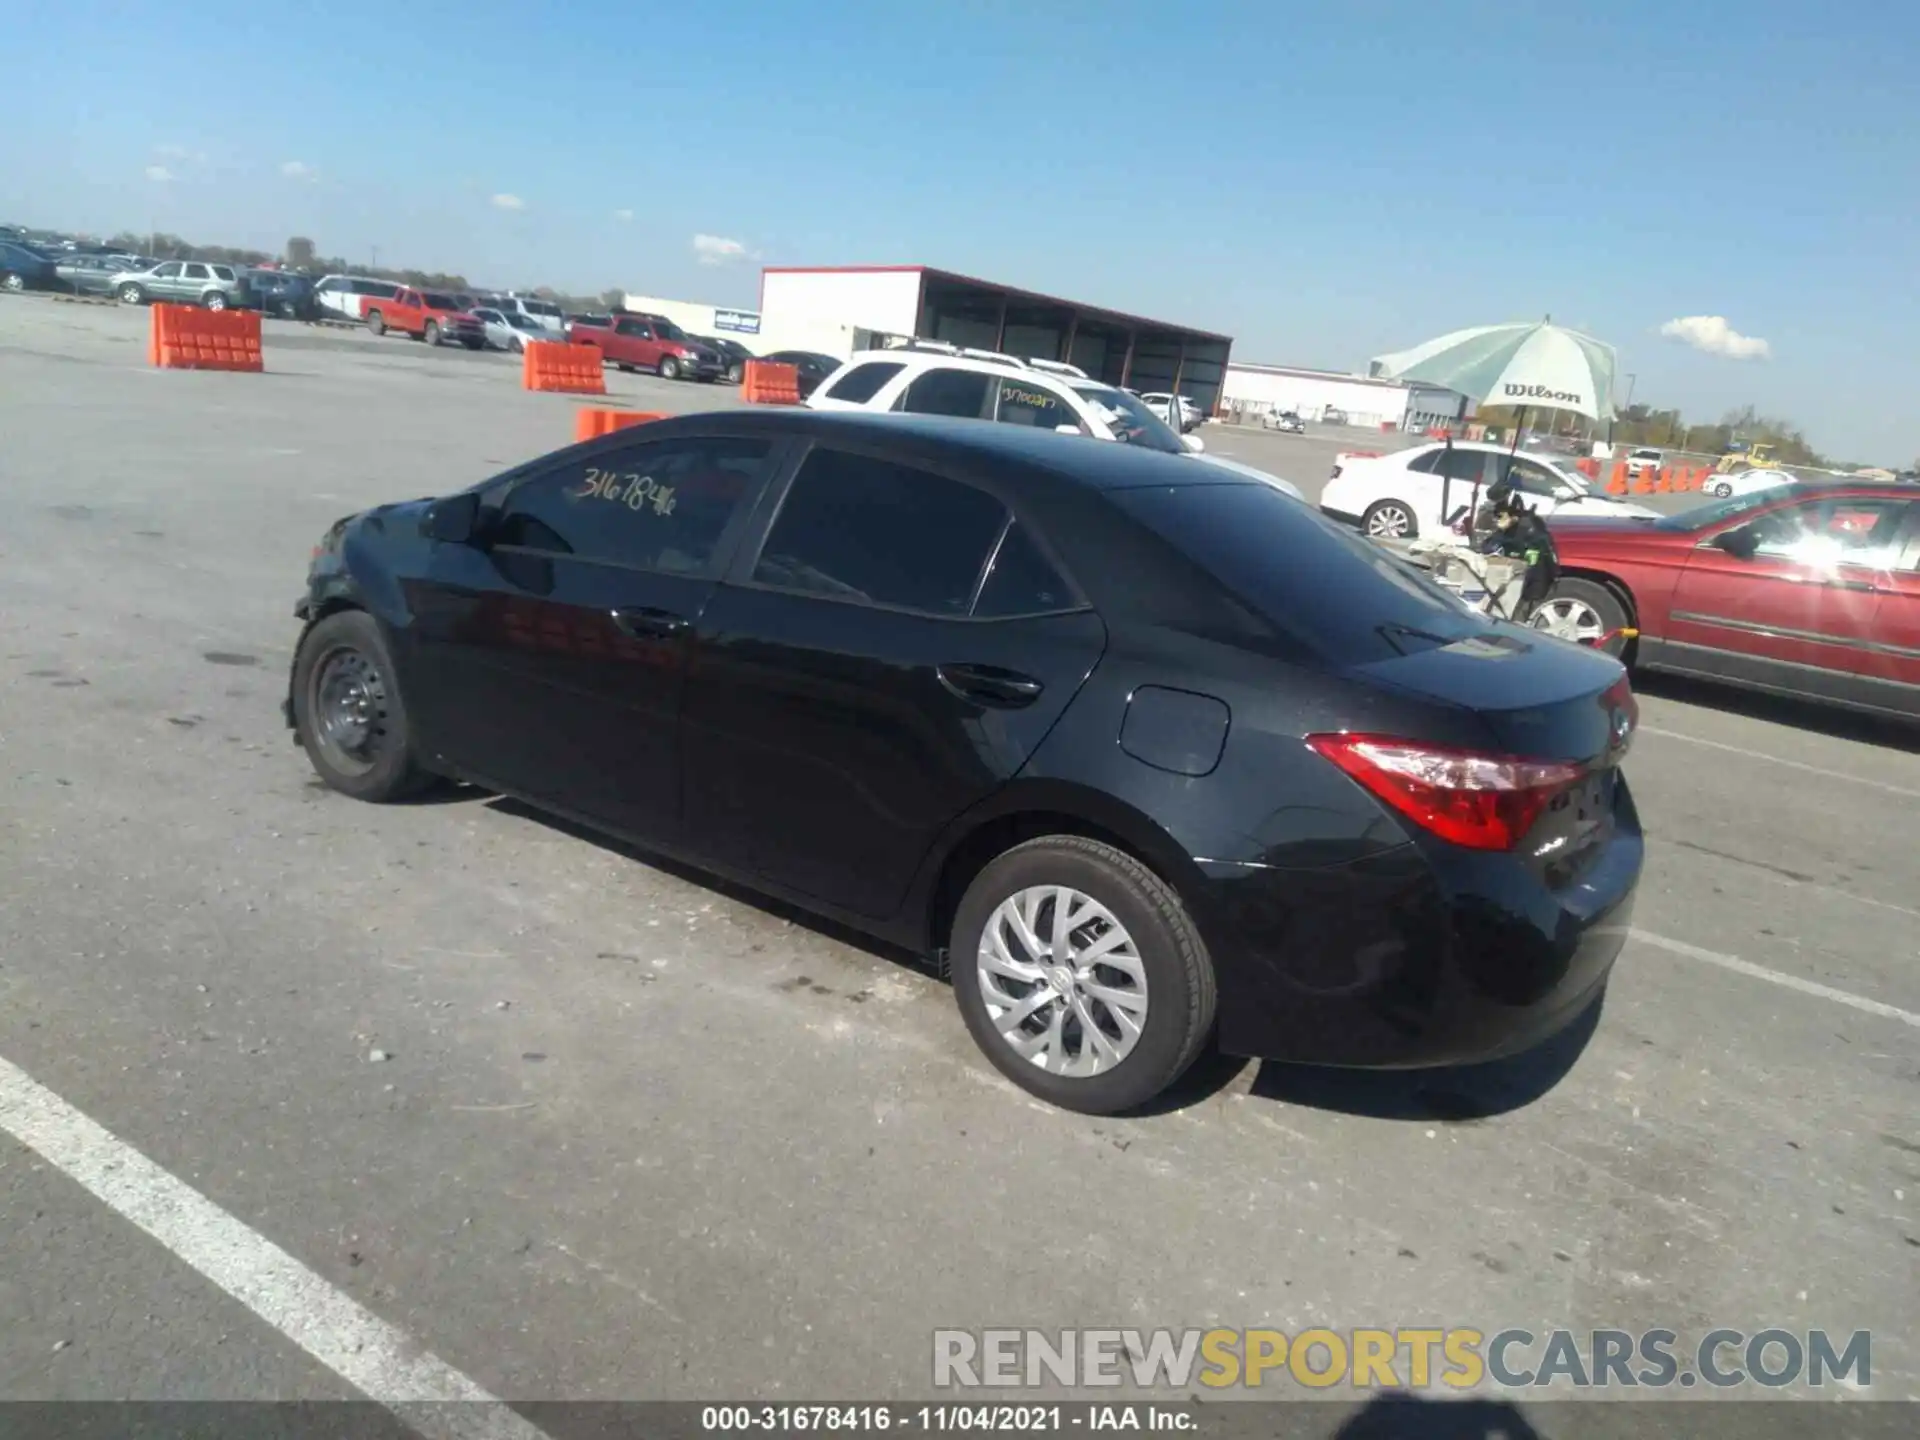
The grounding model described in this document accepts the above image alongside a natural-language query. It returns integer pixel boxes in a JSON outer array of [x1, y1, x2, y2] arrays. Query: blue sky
[[6, 0, 1915, 461]]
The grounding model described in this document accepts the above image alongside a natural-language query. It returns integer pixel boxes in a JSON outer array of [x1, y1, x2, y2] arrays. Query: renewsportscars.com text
[[933, 1328, 1871, 1392]]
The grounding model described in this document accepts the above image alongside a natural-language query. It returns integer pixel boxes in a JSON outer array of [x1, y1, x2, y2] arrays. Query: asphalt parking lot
[[1, 298, 1916, 1427]]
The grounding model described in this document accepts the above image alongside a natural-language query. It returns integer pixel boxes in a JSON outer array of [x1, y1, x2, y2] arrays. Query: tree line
[[1476, 402, 1862, 471]]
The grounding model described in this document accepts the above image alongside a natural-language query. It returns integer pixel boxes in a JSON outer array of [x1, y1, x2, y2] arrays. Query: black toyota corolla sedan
[[284, 410, 1641, 1113]]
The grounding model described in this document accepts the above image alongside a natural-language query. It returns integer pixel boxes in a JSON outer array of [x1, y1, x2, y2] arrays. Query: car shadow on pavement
[[1633, 670, 1920, 752], [1239, 989, 1605, 1124], [1323, 1391, 1545, 1439], [480, 796, 940, 976]]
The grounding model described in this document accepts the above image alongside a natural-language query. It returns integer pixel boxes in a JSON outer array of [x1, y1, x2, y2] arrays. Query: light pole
[[1607, 372, 1637, 448]]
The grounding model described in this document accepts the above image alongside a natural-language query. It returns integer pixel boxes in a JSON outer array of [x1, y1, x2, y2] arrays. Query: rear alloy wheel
[[657, 355, 680, 380], [203, 291, 227, 311], [950, 836, 1216, 1114], [291, 610, 433, 803], [118, 283, 144, 304], [366, 310, 385, 336], [1362, 499, 1417, 539], [1531, 578, 1630, 652], [1709, 480, 1733, 498], [727, 361, 743, 384]]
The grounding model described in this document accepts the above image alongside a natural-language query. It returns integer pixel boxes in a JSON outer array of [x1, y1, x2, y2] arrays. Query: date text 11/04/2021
[[702, 1407, 1193, 1432]]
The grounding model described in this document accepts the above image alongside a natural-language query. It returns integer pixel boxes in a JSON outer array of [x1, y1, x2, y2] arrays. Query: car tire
[[366, 310, 385, 337], [511, 337, 524, 354], [424, 321, 441, 347], [1709, 480, 1733, 498], [291, 610, 434, 804], [727, 362, 743, 384], [203, 291, 227, 311], [657, 356, 680, 380], [2, 272, 24, 293], [463, 337, 483, 350], [118, 283, 144, 304], [1361, 499, 1418, 539], [1531, 577, 1631, 653], [949, 835, 1216, 1115]]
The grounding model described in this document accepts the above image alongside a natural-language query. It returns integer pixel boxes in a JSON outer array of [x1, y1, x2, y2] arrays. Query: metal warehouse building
[[751, 266, 1235, 415], [1222, 361, 1466, 432]]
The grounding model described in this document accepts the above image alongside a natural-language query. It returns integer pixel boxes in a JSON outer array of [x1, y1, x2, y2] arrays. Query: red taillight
[[1306, 733, 1587, 852]]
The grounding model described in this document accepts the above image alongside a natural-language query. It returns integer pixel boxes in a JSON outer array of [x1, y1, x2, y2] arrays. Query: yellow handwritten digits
[[574, 469, 676, 516]]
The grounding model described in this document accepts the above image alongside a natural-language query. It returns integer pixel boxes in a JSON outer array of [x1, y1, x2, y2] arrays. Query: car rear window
[[1111, 482, 1486, 664]]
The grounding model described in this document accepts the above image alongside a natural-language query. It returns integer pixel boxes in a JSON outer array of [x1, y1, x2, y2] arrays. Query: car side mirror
[[422, 493, 481, 545], [1712, 525, 1760, 559], [1183, 433, 1205, 454]]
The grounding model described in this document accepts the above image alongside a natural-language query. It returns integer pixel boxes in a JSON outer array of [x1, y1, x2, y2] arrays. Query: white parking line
[[1639, 727, 1920, 801], [0, 1052, 553, 1440], [1629, 929, 1920, 1029]]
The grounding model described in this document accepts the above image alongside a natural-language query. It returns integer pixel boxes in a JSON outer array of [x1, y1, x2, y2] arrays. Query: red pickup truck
[[569, 312, 721, 381], [363, 288, 487, 349]]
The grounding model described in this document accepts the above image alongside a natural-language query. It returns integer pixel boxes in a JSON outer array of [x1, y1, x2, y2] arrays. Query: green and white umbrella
[[1370, 318, 1619, 421]]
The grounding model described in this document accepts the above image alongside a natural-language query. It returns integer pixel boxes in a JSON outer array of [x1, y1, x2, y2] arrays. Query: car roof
[[592, 408, 1229, 495]]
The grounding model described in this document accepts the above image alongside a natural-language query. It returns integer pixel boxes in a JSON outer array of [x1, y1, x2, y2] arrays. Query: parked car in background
[[1538, 482, 1919, 717], [1624, 448, 1663, 477], [362, 288, 487, 348], [487, 294, 566, 336], [1140, 392, 1201, 432], [570, 312, 721, 380], [1702, 467, 1796, 499], [1322, 406, 1350, 426], [114, 260, 252, 309], [314, 275, 402, 322], [1262, 410, 1305, 434], [285, 408, 1641, 1113], [247, 269, 320, 319], [763, 350, 848, 399], [564, 312, 612, 332], [806, 349, 1305, 499], [695, 335, 756, 384], [1320, 440, 1662, 539], [471, 306, 551, 353], [0, 241, 56, 292], [51, 251, 140, 296]]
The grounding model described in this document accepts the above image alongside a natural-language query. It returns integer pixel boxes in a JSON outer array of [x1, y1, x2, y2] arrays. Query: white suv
[[1319, 439, 1660, 539], [807, 348, 1303, 499]]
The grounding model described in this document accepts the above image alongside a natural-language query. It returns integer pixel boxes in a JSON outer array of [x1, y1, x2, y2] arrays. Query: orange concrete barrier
[[742, 359, 802, 405], [574, 408, 667, 443], [1671, 466, 1694, 493], [1605, 462, 1628, 495], [1576, 457, 1600, 479], [1654, 467, 1672, 493], [1632, 469, 1656, 494], [523, 339, 605, 395], [149, 303, 262, 372]]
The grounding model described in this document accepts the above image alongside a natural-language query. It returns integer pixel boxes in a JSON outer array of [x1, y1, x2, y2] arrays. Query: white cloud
[[491, 192, 526, 211], [613, 208, 634, 222], [281, 160, 316, 180], [692, 232, 747, 265], [145, 165, 175, 183], [1659, 315, 1772, 361]]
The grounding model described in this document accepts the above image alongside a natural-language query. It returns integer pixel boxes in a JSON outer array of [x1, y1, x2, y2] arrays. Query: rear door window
[[821, 361, 904, 404], [181, 263, 210, 280], [494, 437, 776, 575], [752, 449, 1008, 615], [992, 379, 1085, 433], [1112, 482, 1484, 664], [974, 521, 1077, 618], [897, 368, 994, 420]]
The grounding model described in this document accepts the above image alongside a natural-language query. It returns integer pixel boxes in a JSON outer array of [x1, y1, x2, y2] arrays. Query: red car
[[568, 312, 721, 381], [362, 287, 487, 349], [1538, 482, 1920, 718]]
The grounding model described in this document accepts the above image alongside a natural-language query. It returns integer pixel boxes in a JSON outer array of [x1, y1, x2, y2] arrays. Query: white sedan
[[1319, 440, 1661, 539], [1700, 467, 1796, 499]]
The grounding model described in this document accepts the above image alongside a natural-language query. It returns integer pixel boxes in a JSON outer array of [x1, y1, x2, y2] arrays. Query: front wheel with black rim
[[291, 610, 433, 803], [1531, 577, 1631, 654], [657, 355, 680, 380], [1362, 499, 1417, 539], [949, 836, 1216, 1114]]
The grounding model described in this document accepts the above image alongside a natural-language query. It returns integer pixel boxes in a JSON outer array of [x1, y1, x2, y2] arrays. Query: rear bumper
[[1191, 784, 1642, 1067]]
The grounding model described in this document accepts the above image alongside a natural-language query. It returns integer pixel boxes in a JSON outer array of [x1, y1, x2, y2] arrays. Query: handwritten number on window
[[575, 467, 677, 516]]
